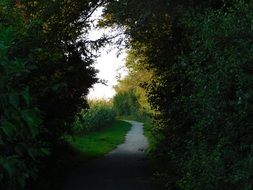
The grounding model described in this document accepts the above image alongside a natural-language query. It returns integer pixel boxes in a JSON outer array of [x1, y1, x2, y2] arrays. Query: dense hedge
[[0, 0, 102, 189], [177, 3, 253, 189], [103, 0, 253, 189], [0, 4, 47, 189]]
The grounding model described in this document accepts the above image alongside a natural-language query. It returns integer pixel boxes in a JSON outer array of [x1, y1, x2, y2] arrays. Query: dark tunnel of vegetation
[[0, 0, 253, 190]]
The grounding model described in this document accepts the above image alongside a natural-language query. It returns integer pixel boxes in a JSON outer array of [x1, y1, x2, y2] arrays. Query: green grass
[[34, 120, 131, 190], [143, 120, 157, 153], [66, 120, 131, 160]]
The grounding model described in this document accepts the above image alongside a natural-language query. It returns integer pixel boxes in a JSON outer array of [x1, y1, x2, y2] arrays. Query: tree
[[16, 0, 103, 140], [113, 49, 153, 117], [0, 0, 106, 189], [102, 0, 253, 189], [0, 2, 46, 189]]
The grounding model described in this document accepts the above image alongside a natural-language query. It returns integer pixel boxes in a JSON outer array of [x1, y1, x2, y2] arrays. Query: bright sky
[[87, 7, 128, 100]]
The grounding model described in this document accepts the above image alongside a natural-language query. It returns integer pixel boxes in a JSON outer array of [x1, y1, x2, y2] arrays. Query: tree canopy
[[1, 0, 253, 189], [103, 0, 253, 189], [0, 0, 105, 189]]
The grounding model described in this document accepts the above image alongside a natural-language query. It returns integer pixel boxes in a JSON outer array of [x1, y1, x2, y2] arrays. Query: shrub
[[113, 90, 140, 116], [73, 100, 116, 134], [103, 0, 253, 189], [0, 1, 101, 189], [0, 3, 47, 189]]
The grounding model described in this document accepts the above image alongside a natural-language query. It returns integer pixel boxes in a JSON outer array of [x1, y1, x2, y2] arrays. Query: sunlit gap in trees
[[86, 6, 128, 100]]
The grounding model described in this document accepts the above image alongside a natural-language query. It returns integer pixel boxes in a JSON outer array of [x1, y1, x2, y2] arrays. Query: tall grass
[[73, 100, 116, 134]]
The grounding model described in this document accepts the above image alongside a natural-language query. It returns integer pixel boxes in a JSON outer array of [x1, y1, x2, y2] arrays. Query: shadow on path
[[63, 120, 158, 190]]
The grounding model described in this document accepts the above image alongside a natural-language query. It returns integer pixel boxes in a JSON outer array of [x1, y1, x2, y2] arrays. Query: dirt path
[[63, 120, 158, 190]]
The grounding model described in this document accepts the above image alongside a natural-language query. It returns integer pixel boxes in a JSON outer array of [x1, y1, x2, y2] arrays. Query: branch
[[82, 0, 107, 22]]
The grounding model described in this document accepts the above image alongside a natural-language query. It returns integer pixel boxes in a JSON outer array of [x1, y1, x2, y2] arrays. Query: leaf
[[0, 157, 16, 176], [1, 121, 16, 136], [21, 110, 40, 127], [28, 148, 37, 160], [40, 148, 50, 156], [21, 110, 40, 138], [0, 26, 14, 45], [22, 87, 31, 106], [8, 94, 19, 109], [7, 59, 26, 75]]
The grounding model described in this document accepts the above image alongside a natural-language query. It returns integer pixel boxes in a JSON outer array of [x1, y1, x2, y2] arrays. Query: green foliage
[[103, 0, 253, 190], [67, 120, 131, 159], [177, 2, 253, 189], [1, 0, 104, 189], [73, 100, 116, 134], [113, 50, 153, 119], [113, 90, 140, 116], [0, 3, 47, 189], [17, 0, 101, 140]]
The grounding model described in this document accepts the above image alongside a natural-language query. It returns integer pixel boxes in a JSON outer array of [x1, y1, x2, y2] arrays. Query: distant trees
[[103, 0, 253, 189], [112, 50, 153, 119], [113, 90, 139, 116]]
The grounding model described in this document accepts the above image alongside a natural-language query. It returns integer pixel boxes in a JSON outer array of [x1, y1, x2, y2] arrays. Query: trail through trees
[[63, 120, 158, 190]]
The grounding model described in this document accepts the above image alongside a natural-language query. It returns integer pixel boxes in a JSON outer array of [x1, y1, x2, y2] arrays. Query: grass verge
[[66, 120, 131, 160], [32, 120, 131, 190]]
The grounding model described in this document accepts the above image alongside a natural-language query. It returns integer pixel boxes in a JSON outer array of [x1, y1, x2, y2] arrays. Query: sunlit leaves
[[73, 100, 116, 134]]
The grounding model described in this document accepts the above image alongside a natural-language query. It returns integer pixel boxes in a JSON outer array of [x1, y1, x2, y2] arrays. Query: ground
[[63, 120, 158, 190]]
